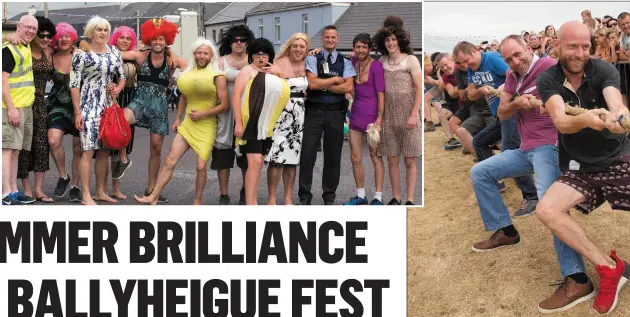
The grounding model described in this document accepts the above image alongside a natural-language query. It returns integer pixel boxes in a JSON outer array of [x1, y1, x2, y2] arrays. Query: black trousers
[[298, 106, 346, 202]]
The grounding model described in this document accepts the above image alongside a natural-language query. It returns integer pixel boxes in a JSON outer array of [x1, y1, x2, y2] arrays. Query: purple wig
[[52, 23, 77, 49], [109, 26, 137, 51]]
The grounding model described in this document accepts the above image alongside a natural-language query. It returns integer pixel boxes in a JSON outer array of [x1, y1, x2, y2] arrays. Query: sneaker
[[112, 158, 132, 180], [68, 186, 82, 202], [434, 121, 441, 127], [2, 194, 17, 205], [513, 199, 538, 218], [344, 196, 368, 205], [424, 121, 436, 132], [219, 195, 230, 205], [387, 198, 401, 205], [462, 148, 471, 155], [471, 229, 520, 252], [370, 198, 384, 205], [16, 192, 35, 204], [497, 180, 507, 192], [593, 251, 628, 314], [538, 276, 596, 313], [239, 187, 246, 205], [405, 201, 415, 206], [444, 138, 462, 150], [54, 174, 71, 197], [145, 189, 168, 204]]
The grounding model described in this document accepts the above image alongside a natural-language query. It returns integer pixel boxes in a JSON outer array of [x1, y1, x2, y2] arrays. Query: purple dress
[[350, 57, 385, 132]]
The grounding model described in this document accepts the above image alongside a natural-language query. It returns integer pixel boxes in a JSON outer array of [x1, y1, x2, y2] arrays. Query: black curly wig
[[218, 24, 255, 56], [35, 16, 56, 37], [373, 15, 412, 56], [247, 38, 275, 64]]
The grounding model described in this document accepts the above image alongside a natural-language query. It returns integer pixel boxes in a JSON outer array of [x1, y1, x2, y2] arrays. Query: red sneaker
[[593, 251, 629, 314]]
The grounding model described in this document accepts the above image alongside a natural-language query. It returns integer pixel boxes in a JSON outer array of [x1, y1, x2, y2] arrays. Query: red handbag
[[98, 103, 131, 149]]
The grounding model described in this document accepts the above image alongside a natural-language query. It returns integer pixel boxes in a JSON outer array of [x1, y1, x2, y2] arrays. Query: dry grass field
[[407, 112, 630, 317]]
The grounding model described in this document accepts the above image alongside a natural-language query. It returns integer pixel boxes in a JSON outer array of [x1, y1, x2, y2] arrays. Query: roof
[[245, 2, 330, 16], [205, 2, 260, 25], [314, 2, 422, 51], [9, 3, 228, 31]]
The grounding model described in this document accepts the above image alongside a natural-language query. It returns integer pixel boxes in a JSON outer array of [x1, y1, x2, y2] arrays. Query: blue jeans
[[472, 116, 537, 200], [469, 144, 585, 277]]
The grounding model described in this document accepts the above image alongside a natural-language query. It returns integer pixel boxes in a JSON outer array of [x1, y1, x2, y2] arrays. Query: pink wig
[[52, 23, 78, 49], [109, 26, 137, 51]]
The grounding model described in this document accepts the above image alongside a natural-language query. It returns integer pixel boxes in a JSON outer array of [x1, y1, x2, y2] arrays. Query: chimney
[[27, 5, 37, 16]]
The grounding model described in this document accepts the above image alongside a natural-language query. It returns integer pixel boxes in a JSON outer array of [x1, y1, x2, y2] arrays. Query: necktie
[[327, 52, 333, 65]]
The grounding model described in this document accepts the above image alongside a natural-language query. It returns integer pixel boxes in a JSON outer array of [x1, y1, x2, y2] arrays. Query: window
[[275, 17, 281, 42], [212, 30, 216, 42], [259, 19, 264, 38], [302, 14, 308, 35]]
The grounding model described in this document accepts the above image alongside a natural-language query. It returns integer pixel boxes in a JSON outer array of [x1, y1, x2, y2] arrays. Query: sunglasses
[[37, 33, 52, 39], [232, 38, 247, 44]]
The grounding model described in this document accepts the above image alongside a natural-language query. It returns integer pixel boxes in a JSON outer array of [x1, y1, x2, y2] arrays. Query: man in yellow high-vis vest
[[2, 15, 38, 205]]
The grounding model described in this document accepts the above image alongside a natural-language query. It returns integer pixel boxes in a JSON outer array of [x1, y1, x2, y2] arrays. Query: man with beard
[[298, 25, 355, 205], [453, 41, 538, 213], [470, 34, 558, 250], [2, 15, 38, 205], [121, 19, 186, 203], [618, 12, 630, 107], [535, 21, 630, 314]]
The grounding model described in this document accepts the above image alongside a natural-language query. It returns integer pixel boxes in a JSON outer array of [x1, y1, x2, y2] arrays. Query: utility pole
[[197, 2, 204, 36], [44, 2, 48, 18], [3, 2, 8, 23], [136, 10, 140, 42]]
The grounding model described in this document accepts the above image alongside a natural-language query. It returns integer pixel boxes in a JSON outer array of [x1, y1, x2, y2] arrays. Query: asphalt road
[[22, 111, 422, 206]]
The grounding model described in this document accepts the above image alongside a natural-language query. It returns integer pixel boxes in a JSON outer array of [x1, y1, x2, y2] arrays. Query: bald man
[[535, 21, 630, 314], [2, 15, 38, 205]]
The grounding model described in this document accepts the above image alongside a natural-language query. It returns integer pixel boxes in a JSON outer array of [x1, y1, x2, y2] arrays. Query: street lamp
[[27, 5, 37, 16]]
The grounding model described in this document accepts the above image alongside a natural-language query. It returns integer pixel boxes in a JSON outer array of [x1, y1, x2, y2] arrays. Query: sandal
[[36, 195, 55, 203]]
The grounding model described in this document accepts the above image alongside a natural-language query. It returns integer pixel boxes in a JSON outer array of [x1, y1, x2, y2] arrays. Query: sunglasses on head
[[38, 33, 51, 39], [232, 38, 247, 44]]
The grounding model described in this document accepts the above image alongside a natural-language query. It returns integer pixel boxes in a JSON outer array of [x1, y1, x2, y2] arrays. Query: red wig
[[140, 18, 179, 46]]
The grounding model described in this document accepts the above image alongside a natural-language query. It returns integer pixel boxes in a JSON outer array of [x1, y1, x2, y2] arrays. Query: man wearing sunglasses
[[2, 15, 38, 205]]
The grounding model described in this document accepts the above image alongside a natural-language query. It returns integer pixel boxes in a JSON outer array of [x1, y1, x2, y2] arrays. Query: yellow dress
[[176, 66, 225, 161]]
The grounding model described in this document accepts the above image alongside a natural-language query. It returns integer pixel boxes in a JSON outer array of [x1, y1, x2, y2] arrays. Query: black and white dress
[[265, 76, 308, 166]]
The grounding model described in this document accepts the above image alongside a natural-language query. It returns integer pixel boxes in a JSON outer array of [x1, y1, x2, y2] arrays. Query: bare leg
[[135, 134, 189, 205], [423, 93, 433, 122], [370, 146, 384, 193], [80, 150, 96, 205], [388, 155, 401, 201], [349, 130, 366, 190], [94, 150, 116, 203], [405, 157, 417, 203], [218, 169, 230, 196], [48, 129, 66, 178], [267, 166, 281, 205], [194, 155, 208, 205], [10, 149, 19, 193], [22, 177, 33, 196], [438, 109, 454, 139], [245, 153, 263, 205], [448, 115, 462, 139], [147, 133, 165, 193], [282, 166, 296, 205], [2, 149, 16, 195], [456, 127, 476, 156], [71, 137, 82, 187], [536, 182, 615, 267], [34, 172, 45, 199]]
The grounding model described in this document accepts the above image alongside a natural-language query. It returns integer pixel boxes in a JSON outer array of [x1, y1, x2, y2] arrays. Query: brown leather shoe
[[538, 276, 596, 314], [471, 229, 520, 252]]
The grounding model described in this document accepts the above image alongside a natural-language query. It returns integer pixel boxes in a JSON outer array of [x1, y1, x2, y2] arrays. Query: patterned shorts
[[557, 154, 630, 214]]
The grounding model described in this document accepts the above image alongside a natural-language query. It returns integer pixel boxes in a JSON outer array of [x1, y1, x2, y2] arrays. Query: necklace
[[289, 58, 304, 78], [356, 58, 372, 84]]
